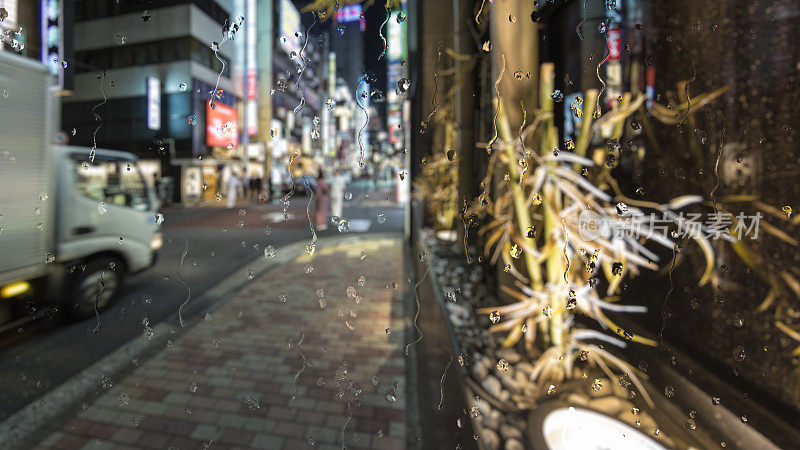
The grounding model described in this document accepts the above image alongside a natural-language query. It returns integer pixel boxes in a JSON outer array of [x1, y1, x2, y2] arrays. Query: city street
[[0, 181, 403, 423]]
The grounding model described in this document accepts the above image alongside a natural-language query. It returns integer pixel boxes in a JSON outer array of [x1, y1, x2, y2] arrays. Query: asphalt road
[[0, 182, 404, 421]]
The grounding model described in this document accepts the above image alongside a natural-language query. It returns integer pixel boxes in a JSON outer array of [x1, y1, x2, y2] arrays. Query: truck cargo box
[[0, 52, 54, 286]]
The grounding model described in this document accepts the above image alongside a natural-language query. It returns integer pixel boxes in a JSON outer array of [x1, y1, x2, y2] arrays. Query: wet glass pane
[[1, 1, 798, 449]]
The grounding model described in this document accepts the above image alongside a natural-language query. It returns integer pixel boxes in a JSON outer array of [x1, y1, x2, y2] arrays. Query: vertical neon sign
[[40, 0, 64, 90]]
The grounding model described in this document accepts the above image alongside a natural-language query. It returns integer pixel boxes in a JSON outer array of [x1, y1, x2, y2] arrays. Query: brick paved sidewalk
[[35, 235, 411, 450]]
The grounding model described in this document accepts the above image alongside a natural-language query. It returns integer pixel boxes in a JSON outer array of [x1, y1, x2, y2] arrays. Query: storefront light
[[542, 407, 667, 450]]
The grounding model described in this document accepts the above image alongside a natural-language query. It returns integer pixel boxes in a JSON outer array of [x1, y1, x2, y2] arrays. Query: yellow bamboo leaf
[[754, 200, 793, 222], [490, 318, 524, 333], [762, 221, 798, 246], [501, 324, 524, 348], [499, 284, 533, 303], [524, 317, 537, 354], [597, 311, 657, 346], [780, 271, 800, 299], [591, 94, 644, 135], [649, 86, 729, 125], [756, 287, 779, 313], [719, 194, 758, 203], [484, 227, 507, 256], [775, 321, 800, 343], [691, 234, 715, 286]]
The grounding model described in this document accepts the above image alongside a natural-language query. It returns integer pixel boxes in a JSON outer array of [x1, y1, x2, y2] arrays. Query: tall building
[[63, 0, 245, 205], [325, 4, 370, 174], [329, 3, 364, 93], [269, 0, 328, 186]]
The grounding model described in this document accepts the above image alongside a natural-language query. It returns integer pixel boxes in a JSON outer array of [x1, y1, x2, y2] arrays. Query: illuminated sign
[[279, 0, 301, 55], [388, 111, 402, 144], [334, 5, 361, 23], [246, 101, 257, 137], [607, 28, 622, 60], [387, 11, 407, 61], [206, 101, 239, 148], [146, 76, 161, 130], [246, 0, 257, 136], [246, 68, 257, 100], [246, 0, 257, 100], [40, 0, 64, 90]]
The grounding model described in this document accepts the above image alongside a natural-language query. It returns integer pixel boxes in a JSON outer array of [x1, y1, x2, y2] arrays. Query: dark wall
[[627, 0, 800, 421]]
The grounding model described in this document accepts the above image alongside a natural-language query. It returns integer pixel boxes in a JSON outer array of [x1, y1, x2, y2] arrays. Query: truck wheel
[[66, 256, 124, 319]]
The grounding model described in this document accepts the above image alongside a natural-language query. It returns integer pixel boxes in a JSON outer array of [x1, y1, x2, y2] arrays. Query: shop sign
[[40, 0, 64, 89], [334, 5, 361, 23], [279, 0, 301, 55], [146, 76, 161, 130], [608, 28, 622, 60], [387, 11, 407, 62], [206, 100, 239, 148]]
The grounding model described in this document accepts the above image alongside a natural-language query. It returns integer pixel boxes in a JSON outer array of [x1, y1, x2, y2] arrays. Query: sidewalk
[[34, 234, 411, 450]]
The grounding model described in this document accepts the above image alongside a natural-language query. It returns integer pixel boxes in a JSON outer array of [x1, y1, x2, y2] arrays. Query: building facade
[[64, 0, 243, 205]]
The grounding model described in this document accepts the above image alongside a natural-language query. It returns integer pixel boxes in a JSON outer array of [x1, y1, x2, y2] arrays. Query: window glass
[[145, 42, 159, 65], [119, 163, 150, 211], [73, 158, 149, 210]]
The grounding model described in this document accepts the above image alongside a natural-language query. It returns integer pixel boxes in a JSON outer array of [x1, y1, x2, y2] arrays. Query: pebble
[[446, 303, 471, 324], [566, 393, 590, 407], [477, 399, 492, 417], [483, 409, 501, 430], [474, 361, 489, 379], [496, 348, 522, 363], [483, 375, 503, 399], [481, 428, 501, 450], [500, 423, 523, 440], [508, 415, 526, 429], [515, 362, 534, 374], [505, 438, 525, 450]]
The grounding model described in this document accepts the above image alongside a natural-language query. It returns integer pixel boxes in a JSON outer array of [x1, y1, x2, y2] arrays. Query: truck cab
[[0, 146, 162, 327], [52, 146, 162, 317]]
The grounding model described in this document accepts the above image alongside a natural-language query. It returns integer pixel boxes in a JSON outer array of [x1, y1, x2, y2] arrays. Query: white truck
[[0, 52, 161, 329]]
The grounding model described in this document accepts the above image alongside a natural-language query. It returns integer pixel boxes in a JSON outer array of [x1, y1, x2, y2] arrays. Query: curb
[[0, 232, 400, 449]]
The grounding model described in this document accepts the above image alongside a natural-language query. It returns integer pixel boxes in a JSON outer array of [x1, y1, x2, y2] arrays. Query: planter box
[[410, 201, 792, 449]]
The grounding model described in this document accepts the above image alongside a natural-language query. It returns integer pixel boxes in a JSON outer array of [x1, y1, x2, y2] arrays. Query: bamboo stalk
[[611, 93, 631, 140], [497, 100, 543, 292], [638, 105, 662, 156], [572, 89, 598, 172], [543, 185, 564, 351], [574, 89, 599, 158], [539, 64, 558, 153], [537, 64, 566, 352]]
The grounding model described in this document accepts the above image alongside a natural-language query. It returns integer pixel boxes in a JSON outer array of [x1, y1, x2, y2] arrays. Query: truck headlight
[[1, 281, 30, 298], [150, 232, 163, 250]]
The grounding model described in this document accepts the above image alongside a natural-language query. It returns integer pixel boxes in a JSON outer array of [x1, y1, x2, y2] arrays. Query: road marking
[[261, 212, 299, 222], [348, 219, 372, 232]]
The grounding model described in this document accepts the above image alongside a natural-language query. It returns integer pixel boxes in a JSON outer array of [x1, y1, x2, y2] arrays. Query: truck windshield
[[72, 157, 151, 211]]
